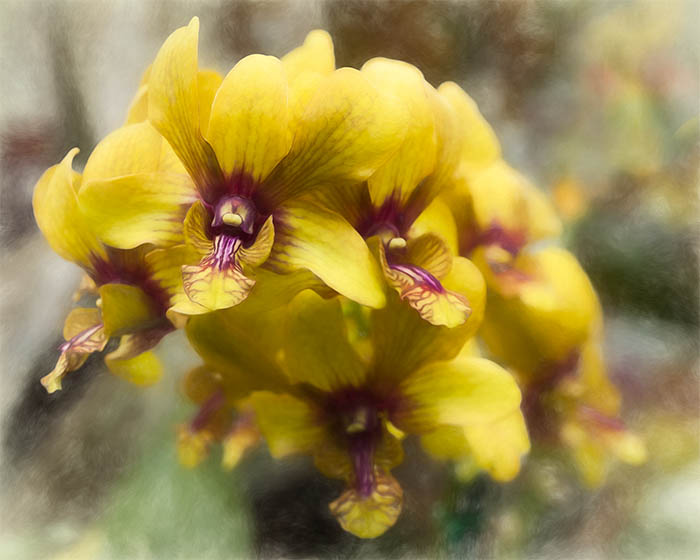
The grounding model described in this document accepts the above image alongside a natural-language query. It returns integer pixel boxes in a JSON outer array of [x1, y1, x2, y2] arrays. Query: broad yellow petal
[[125, 85, 149, 124], [284, 290, 367, 392], [329, 471, 403, 539], [438, 81, 501, 173], [126, 68, 223, 130], [363, 58, 437, 209], [462, 409, 530, 481], [79, 173, 196, 249], [268, 201, 386, 308], [148, 17, 223, 197], [404, 84, 462, 221], [32, 148, 106, 269], [393, 357, 522, 434], [260, 67, 407, 206], [205, 55, 291, 183], [186, 308, 287, 398], [468, 160, 562, 244], [282, 29, 335, 82], [98, 283, 165, 337], [480, 247, 600, 374], [408, 197, 459, 255], [81, 122, 186, 184], [246, 391, 326, 458], [106, 347, 163, 387], [369, 285, 478, 389]]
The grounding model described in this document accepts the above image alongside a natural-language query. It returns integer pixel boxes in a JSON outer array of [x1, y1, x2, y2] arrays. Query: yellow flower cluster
[[32, 19, 644, 538]]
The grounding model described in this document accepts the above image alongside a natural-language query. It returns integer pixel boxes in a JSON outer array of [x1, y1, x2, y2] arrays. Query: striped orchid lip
[[389, 263, 445, 293]]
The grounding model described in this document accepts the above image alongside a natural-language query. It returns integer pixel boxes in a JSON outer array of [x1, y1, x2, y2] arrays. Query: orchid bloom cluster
[[33, 19, 644, 538]]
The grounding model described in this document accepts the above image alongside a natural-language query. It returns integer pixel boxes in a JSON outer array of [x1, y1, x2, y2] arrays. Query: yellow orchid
[[80, 20, 407, 313], [177, 305, 290, 468], [530, 338, 646, 487], [32, 145, 198, 392], [314, 58, 483, 328], [210, 288, 528, 539]]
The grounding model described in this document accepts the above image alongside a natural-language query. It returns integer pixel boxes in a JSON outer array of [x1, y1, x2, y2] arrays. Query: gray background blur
[[1, 1, 698, 558]]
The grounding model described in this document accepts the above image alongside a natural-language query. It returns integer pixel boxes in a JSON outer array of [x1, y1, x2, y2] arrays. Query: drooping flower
[[80, 19, 408, 313], [313, 58, 480, 328], [32, 143, 196, 392], [193, 284, 529, 539]]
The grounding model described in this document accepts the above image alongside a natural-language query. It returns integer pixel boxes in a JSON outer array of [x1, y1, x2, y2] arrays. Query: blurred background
[[0, 1, 698, 558]]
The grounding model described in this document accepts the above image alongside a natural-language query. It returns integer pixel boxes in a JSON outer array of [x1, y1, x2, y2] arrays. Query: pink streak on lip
[[208, 234, 242, 271], [350, 432, 376, 497], [191, 390, 226, 432], [59, 323, 102, 352], [390, 263, 445, 293]]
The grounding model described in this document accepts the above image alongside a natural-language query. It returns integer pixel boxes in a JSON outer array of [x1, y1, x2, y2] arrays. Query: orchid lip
[[390, 263, 445, 293], [208, 234, 243, 271]]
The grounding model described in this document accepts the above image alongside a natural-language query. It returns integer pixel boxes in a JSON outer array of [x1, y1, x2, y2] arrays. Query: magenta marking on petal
[[350, 432, 376, 497], [480, 222, 528, 256], [206, 234, 242, 271], [390, 264, 445, 293], [191, 390, 226, 432], [59, 323, 103, 352], [578, 405, 626, 432]]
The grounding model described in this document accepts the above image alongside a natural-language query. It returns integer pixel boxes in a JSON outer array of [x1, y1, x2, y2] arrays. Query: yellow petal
[[32, 148, 106, 269], [604, 430, 647, 465], [41, 308, 108, 393], [479, 247, 600, 374], [238, 215, 274, 268], [329, 471, 403, 539], [98, 283, 164, 337], [282, 29, 335, 82], [106, 347, 164, 387], [177, 424, 212, 468], [462, 409, 530, 481], [403, 84, 463, 219], [394, 357, 522, 434], [284, 290, 367, 392], [420, 425, 469, 461], [196, 69, 224, 131], [80, 172, 196, 249], [125, 85, 149, 124], [268, 201, 386, 308], [81, 122, 186, 184], [182, 200, 213, 257], [468, 160, 562, 244], [246, 391, 325, 458], [148, 17, 223, 197], [369, 285, 479, 388], [205, 55, 291, 183], [408, 196, 460, 255], [221, 416, 260, 470], [126, 68, 223, 130], [438, 81, 501, 173], [186, 308, 288, 397], [260, 67, 408, 206], [363, 58, 437, 208]]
